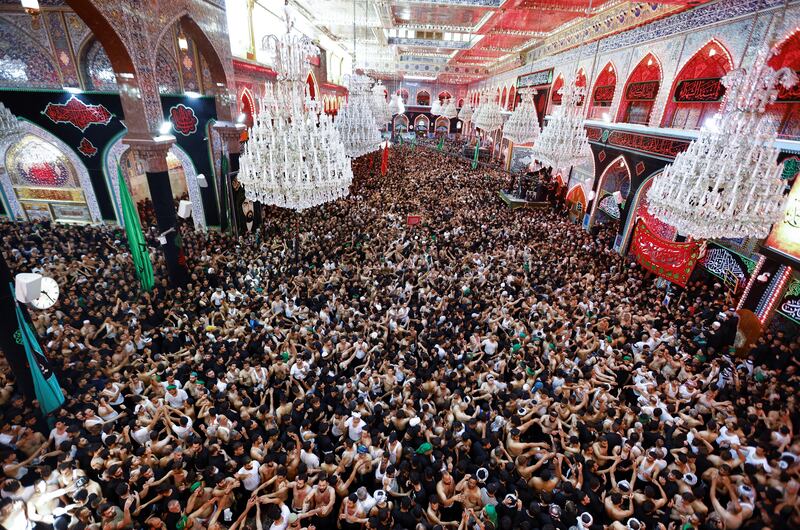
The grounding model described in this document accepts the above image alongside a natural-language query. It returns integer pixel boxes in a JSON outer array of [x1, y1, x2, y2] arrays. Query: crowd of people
[[0, 145, 798, 530]]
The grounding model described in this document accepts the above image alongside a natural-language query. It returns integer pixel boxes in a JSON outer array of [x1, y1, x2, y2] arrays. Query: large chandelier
[[647, 43, 798, 239], [458, 103, 473, 123], [530, 74, 591, 169], [238, 12, 352, 211], [474, 91, 503, 132], [440, 97, 458, 119], [388, 93, 405, 116], [336, 71, 382, 157], [372, 81, 392, 129], [0, 102, 21, 141], [431, 97, 442, 116], [503, 88, 540, 144]]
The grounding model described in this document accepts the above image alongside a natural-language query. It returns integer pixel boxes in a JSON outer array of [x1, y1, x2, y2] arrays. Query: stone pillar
[[213, 122, 246, 235], [123, 135, 189, 286]]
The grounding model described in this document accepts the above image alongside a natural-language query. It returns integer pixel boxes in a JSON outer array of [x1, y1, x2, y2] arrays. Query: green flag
[[437, 135, 445, 151], [472, 139, 481, 170], [118, 163, 154, 292], [12, 287, 64, 416], [398, 135, 404, 146], [411, 135, 417, 150]]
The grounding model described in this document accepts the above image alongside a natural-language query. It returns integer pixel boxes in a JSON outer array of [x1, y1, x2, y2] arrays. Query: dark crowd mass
[[0, 147, 798, 530]]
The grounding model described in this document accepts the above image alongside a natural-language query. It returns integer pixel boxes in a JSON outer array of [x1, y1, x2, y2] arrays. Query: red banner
[[407, 215, 421, 226], [630, 219, 701, 288], [625, 81, 659, 101], [381, 145, 389, 176]]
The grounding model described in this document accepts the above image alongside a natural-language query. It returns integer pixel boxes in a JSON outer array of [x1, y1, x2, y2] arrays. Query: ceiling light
[[185, 91, 202, 99], [63, 86, 82, 94], [178, 33, 189, 51], [159, 121, 172, 135], [709, 48, 717, 57]]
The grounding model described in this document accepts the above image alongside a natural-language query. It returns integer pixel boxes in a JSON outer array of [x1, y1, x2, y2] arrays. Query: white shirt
[[268, 503, 291, 530], [165, 389, 189, 408], [344, 417, 365, 441], [238, 462, 261, 491]]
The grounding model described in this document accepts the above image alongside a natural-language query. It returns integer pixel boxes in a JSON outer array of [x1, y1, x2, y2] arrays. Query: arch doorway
[[0, 122, 102, 223], [590, 156, 632, 227], [105, 137, 206, 230]]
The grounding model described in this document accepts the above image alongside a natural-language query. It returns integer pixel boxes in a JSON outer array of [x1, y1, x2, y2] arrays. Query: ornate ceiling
[[292, 0, 710, 84]]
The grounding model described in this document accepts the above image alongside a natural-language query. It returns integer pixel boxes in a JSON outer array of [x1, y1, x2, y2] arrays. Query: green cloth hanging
[[118, 163, 154, 292], [437, 135, 444, 151], [12, 287, 64, 416], [411, 135, 417, 150], [471, 139, 481, 170]]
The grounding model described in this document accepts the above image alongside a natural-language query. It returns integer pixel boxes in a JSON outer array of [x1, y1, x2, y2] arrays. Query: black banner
[[674, 78, 725, 102], [625, 81, 659, 101]]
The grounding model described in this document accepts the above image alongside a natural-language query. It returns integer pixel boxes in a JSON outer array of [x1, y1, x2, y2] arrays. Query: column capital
[[213, 121, 246, 153], [123, 135, 176, 173]]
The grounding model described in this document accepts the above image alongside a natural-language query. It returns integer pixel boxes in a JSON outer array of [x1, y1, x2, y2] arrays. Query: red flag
[[380, 144, 389, 176]]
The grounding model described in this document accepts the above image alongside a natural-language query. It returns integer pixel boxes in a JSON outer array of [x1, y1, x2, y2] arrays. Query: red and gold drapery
[[630, 219, 701, 288]]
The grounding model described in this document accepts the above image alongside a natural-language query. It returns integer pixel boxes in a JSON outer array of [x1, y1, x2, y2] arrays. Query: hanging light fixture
[[388, 93, 405, 116], [647, 40, 798, 239], [440, 97, 457, 119], [530, 73, 591, 169], [503, 87, 540, 144], [238, 5, 352, 211], [458, 102, 473, 123], [430, 96, 442, 116], [336, 71, 382, 157], [0, 102, 21, 141], [474, 90, 503, 132], [372, 80, 392, 130]]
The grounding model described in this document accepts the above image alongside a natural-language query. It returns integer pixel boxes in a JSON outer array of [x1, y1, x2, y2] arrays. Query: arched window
[[306, 73, 317, 100], [416, 90, 430, 106], [618, 53, 661, 125], [767, 31, 800, 139], [589, 63, 616, 120], [501, 87, 507, 108], [240, 89, 255, 127], [662, 40, 732, 129], [507, 86, 516, 111]]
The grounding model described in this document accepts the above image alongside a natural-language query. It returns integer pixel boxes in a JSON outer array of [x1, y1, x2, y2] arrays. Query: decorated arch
[[767, 30, 800, 138], [662, 39, 733, 129], [105, 135, 206, 230], [618, 171, 678, 254], [589, 62, 616, 120], [618, 53, 661, 125], [507, 86, 516, 111], [393, 114, 410, 133], [416, 90, 431, 106], [590, 156, 632, 227], [414, 114, 430, 132], [0, 121, 102, 223], [551, 74, 565, 106]]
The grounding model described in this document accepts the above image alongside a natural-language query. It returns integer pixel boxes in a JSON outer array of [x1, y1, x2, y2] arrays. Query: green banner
[[472, 139, 481, 170], [118, 163, 154, 292], [12, 288, 64, 416]]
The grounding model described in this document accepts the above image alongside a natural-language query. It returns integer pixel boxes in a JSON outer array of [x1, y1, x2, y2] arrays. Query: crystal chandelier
[[458, 103, 473, 123], [474, 91, 503, 132], [0, 102, 21, 141], [336, 71, 382, 158], [530, 74, 591, 169], [388, 93, 405, 116], [372, 81, 392, 129], [431, 96, 442, 116], [440, 97, 457, 119], [503, 88, 540, 144], [647, 43, 798, 240], [239, 11, 352, 211]]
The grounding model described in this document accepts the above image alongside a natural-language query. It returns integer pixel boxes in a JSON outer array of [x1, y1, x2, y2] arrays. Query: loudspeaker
[[197, 173, 208, 188], [15, 273, 42, 303], [178, 200, 192, 219]]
